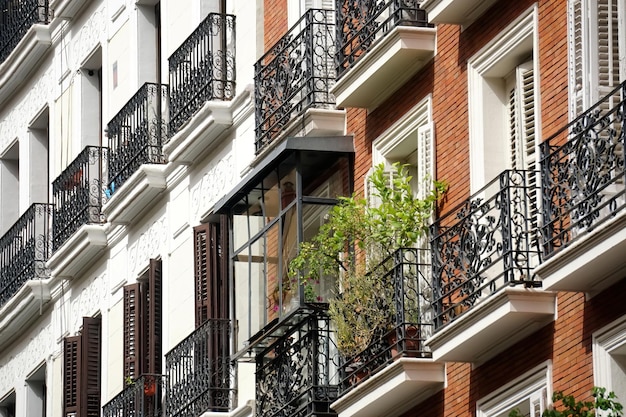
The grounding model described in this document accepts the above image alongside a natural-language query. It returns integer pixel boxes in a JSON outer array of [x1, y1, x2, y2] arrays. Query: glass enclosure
[[228, 149, 352, 352]]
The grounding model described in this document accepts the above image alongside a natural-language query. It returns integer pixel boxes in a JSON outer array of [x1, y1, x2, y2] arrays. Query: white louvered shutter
[[529, 389, 547, 417], [417, 122, 434, 200], [569, 0, 586, 117]]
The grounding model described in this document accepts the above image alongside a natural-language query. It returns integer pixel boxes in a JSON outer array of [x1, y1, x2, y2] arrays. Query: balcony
[[535, 82, 626, 293], [103, 83, 168, 224], [48, 146, 108, 278], [103, 374, 166, 417], [168, 13, 235, 140], [255, 9, 344, 156], [0, 203, 53, 349], [0, 0, 51, 106], [332, 0, 435, 110], [165, 319, 236, 416], [428, 170, 555, 363], [255, 307, 338, 417], [421, 0, 498, 26], [331, 248, 445, 417]]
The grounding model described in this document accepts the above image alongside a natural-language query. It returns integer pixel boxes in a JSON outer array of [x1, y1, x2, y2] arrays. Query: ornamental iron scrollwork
[[107, 83, 169, 197], [168, 13, 236, 136], [541, 82, 626, 257], [0, 0, 50, 64], [336, 0, 430, 79], [254, 9, 336, 154], [0, 203, 53, 309], [52, 146, 107, 252], [165, 319, 236, 417], [102, 374, 167, 417], [256, 310, 339, 417], [431, 170, 541, 330], [338, 247, 432, 395]]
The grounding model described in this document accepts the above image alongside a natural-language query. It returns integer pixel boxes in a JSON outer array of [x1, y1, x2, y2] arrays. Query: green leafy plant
[[288, 162, 446, 357], [509, 387, 623, 417]]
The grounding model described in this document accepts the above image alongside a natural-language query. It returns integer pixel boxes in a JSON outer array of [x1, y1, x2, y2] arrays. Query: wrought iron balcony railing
[[430, 170, 542, 330], [168, 13, 236, 136], [336, 0, 430, 79], [540, 81, 626, 257], [52, 146, 107, 251], [254, 8, 336, 154], [0, 0, 50, 64], [106, 82, 168, 197], [103, 374, 166, 417], [0, 203, 53, 309], [165, 319, 235, 417], [338, 247, 432, 395], [256, 307, 339, 417]]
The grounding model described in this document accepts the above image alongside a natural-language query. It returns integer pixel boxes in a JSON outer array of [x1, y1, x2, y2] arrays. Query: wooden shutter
[[146, 258, 162, 375], [63, 317, 101, 417], [63, 336, 81, 417], [81, 317, 101, 417], [194, 217, 229, 326], [123, 283, 142, 382], [194, 224, 212, 327]]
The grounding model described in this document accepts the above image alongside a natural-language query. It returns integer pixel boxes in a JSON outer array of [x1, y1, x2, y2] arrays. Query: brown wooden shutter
[[194, 223, 211, 327], [81, 317, 101, 417], [194, 216, 230, 326], [147, 258, 162, 375], [63, 317, 101, 417], [63, 336, 81, 417], [123, 283, 142, 382]]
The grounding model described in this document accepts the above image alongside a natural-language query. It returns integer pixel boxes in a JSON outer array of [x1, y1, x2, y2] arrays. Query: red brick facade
[[261, 1, 626, 415]]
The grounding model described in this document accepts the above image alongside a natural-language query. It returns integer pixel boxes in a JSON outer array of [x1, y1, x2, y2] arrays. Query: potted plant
[[509, 387, 623, 417], [288, 162, 446, 358]]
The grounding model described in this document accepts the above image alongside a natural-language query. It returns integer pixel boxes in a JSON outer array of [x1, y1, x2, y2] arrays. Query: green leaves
[[287, 162, 446, 356]]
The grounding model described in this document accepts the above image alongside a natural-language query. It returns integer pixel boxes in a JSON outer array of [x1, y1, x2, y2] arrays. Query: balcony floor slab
[[427, 288, 556, 364], [331, 358, 445, 417], [332, 26, 436, 110], [47, 224, 107, 279], [535, 210, 626, 293]]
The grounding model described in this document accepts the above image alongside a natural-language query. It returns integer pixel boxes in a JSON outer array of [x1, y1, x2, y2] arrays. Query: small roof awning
[[208, 136, 354, 218]]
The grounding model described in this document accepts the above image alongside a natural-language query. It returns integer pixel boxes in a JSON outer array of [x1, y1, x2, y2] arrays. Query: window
[[288, 0, 334, 27], [569, 0, 623, 118], [372, 95, 434, 200], [123, 259, 162, 382], [25, 364, 46, 417], [194, 217, 229, 326], [0, 141, 19, 235], [0, 391, 15, 417], [477, 363, 551, 417], [63, 316, 101, 417], [467, 6, 538, 193], [594, 316, 626, 403]]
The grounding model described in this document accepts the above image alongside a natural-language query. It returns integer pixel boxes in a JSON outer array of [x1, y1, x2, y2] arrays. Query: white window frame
[[477, 362, 552, 417], [467, 5, 539, 193], [593, 315, 626, 398]]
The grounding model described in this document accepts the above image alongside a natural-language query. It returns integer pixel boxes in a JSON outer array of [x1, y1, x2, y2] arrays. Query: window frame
[[467, 5, 539, 193], [476, 362, 552, 417]]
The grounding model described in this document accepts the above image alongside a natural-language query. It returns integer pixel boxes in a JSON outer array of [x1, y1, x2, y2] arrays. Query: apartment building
[[0, 0, 624, 416]]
